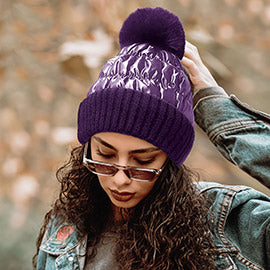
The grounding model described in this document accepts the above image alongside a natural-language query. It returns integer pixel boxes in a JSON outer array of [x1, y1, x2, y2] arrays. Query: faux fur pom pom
[[119, 7, 186, 59]]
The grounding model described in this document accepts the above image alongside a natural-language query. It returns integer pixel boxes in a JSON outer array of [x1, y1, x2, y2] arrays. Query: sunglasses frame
[[83, 142, 166, 182]]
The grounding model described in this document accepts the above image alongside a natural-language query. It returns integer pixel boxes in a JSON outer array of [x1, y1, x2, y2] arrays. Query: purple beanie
[[78, 7, 194, 165]]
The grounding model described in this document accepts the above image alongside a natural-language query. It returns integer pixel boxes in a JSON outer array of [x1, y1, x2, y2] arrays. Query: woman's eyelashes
[[96, 149, 114, 159], [95, 148, 156, 165], [134, 157, 156, 165]]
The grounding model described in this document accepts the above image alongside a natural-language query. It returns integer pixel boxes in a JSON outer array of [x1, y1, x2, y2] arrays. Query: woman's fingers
[[182, 56, 200, 76], [184, 41, 201, 63], [182, 42, 218, 92]]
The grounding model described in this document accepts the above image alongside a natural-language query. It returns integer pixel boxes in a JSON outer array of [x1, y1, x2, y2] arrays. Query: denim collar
[[40, 224, 83, 255]]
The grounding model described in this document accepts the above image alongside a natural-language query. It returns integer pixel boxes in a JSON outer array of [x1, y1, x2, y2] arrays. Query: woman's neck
[[111, 204, 131, 221]]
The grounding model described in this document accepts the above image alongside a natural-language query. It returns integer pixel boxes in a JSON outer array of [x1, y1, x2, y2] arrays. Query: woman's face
[[90, 132, 168, 212]]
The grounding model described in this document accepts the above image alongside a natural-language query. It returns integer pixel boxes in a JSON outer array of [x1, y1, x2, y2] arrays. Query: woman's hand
[[182, 41, 219, 93]]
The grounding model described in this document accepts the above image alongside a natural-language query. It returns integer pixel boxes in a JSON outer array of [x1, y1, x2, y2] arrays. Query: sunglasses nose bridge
[[112, 164, 131, 179], [114, 163, 129, 169]]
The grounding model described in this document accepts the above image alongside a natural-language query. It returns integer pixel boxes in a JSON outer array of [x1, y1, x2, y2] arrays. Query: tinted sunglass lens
[[130, 169, 155, 181], [94, 163, 117, 175]]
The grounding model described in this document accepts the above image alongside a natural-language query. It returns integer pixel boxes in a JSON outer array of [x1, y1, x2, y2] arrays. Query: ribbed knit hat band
[[78, 7, 195, 165]]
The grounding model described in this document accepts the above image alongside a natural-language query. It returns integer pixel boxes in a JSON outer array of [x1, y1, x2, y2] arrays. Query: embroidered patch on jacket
[[56, 225, 74, 241]]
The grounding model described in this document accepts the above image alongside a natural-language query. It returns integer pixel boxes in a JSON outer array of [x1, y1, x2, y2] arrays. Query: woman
[[33, 7, 270, 270]]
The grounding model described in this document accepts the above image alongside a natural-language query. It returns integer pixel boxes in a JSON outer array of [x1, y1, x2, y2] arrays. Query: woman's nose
[[112, 168, 132, 187]]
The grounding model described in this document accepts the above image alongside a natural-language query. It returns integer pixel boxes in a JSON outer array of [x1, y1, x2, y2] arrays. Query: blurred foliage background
[[0, 0, 269, 269]]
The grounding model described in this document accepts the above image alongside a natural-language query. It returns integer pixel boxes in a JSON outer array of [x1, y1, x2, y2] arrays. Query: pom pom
[[119, 7, 186, 59]]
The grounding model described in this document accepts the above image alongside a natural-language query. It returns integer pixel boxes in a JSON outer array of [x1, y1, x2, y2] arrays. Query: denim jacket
[[37, 87, 270, 270], [193, 86, 270, 188]]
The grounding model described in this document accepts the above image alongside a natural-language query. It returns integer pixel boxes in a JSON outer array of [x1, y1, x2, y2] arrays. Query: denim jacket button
[[68, 256, 74, 262]]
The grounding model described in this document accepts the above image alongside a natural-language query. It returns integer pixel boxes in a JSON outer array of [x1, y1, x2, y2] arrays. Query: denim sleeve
[[193, 86, 270, 188], [227, 187, 270, 269]]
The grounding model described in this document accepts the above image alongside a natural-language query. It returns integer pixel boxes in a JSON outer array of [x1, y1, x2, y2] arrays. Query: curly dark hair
[[33, 145, 218, 269]]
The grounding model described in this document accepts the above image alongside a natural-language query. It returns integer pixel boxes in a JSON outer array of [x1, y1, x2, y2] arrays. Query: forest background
[[0, 0, 269, 269]]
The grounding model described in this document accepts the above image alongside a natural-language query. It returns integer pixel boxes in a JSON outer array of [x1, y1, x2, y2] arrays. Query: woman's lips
[[110, 190, 135, 202]]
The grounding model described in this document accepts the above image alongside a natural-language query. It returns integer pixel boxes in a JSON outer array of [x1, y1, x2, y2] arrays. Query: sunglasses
[[83, 142, 167, 182]]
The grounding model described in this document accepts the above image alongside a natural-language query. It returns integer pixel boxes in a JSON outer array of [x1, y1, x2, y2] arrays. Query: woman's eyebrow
[[93, 136, 117, 150], [93, 136, 160, 154], [128, 148, 160, 154]]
